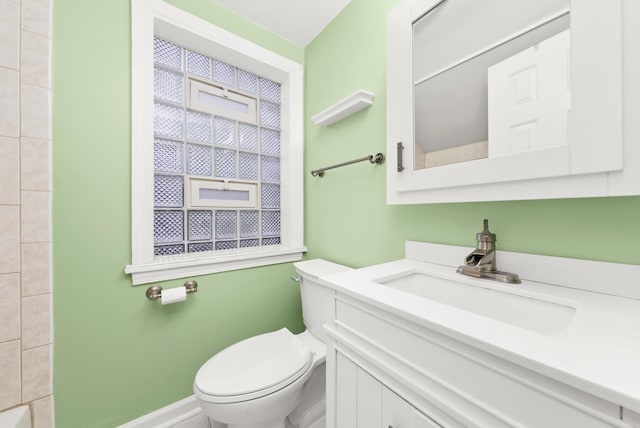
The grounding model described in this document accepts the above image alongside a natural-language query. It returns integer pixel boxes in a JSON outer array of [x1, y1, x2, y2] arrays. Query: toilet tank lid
[[294, 259, 352, 280]]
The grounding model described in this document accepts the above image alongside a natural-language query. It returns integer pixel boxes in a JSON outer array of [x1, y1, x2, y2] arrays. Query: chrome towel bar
[[310, 153, 385, 177]]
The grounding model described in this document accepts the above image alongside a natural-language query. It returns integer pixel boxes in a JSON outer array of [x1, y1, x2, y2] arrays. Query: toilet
[[193, 259, 351, 428]]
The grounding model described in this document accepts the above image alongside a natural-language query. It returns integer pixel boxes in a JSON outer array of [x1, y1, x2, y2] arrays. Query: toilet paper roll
[[161, 287, 187, 305]]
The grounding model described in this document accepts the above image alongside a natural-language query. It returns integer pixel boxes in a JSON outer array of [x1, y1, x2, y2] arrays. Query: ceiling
[[214, 0, 353, 47]]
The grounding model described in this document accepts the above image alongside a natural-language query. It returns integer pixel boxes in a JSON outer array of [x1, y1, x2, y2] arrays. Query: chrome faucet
[[456, 219, 521, 284]]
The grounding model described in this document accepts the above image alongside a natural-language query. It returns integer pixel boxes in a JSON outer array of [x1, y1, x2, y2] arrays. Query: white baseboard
[[117, 395, 203, 428]]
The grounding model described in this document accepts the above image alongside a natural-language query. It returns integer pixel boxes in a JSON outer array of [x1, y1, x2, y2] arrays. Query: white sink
[[375, 271, 576, 336]]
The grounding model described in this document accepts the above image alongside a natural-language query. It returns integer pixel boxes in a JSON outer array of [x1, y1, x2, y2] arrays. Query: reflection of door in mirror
[[413, 0, 570, 171]]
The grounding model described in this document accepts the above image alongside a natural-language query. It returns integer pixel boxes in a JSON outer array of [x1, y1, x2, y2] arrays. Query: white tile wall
[[0, 0, 20, 70], [21, 191, 51, 243], [21, 294, 51, 349], [0, 67, 20, 137], [21, 138, 51, 191], [0, 137, 20, 204], [0, 206, 21, 273], [0, 274, 20, 342], [21, 243, 52, 296], [21, 31, 50, 88], [22, 345, 52, 402], [21, 84, 50, 140], [21, 0, 50, 37], [0, 340, 21, 410], [0, 0, 53, 425], [31, 395, 54, 428]]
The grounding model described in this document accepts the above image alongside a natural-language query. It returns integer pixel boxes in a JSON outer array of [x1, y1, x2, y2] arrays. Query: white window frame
[[126, 0, 305, 285]]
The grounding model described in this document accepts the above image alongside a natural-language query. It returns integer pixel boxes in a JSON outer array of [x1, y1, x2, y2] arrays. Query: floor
[[169, 412, 316, 428], [169, 412, 211, 428]]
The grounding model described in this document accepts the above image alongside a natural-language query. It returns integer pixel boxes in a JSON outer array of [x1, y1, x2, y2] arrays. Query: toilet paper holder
[[146, 281, 198, 301]]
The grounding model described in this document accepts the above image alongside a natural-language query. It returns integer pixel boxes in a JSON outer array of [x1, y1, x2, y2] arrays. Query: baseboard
[[117, 395, 202, 428]]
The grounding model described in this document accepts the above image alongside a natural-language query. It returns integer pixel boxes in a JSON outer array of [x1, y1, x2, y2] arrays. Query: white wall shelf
[[312, 89, 375, 127]]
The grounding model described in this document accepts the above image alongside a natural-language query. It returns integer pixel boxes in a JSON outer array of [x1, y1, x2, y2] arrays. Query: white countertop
[[320, 257, 640, 413]]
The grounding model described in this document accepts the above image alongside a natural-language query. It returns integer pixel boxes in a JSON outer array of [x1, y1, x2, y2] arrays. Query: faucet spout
[[457, 219, 521, 284], [464, 249, 496, 271]]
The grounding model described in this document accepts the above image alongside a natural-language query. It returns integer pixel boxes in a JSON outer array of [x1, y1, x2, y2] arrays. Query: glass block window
[[187, 50, 211, 78], [153, 36, 282, 257], [238, 70, 258, 95]]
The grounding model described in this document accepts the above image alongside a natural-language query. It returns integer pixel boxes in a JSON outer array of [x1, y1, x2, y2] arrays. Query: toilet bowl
[[193, 259, 351, 428]]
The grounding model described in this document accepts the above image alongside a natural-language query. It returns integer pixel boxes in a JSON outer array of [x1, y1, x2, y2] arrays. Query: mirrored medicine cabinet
[[386, 0, 639, 204]]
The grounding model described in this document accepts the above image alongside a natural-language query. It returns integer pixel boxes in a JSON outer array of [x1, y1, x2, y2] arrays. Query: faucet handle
[[476, 219, 496, 243]]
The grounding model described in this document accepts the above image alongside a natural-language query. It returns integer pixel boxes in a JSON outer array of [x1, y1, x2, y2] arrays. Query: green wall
[[52, 1, 304, 427], [304, 0, 640, 268], [53, 0, 640, 426]]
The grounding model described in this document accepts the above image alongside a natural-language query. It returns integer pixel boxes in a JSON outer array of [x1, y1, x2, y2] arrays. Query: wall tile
[[21, 138, 51, 191], [0, 206, 20, 273], [0, 340, 21, 411], [21, 84, 50, 140], [21, 191, 51, 243], [0, 274, 20, 342], [21, 0, 51, 37], [0, 136, 20, 204], [22, 344, 51, 402], [0, 67, 20, 137], [21, 31, 50, 88], [22, 294, 51, 349], [21, 243, 51, 296], [3, 0, 54, 418], [31, 394, 54, 428], [0, 0, 20, 70]]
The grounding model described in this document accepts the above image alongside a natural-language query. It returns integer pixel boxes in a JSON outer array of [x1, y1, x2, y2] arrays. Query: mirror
[[412, 0, 570, 170]]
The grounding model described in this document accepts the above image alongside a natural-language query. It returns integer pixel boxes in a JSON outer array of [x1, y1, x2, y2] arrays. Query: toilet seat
[[194, 328, 312, 404]]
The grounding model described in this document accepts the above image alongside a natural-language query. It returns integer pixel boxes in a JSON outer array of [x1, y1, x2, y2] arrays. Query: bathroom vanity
[[320, 242, 640, 427]]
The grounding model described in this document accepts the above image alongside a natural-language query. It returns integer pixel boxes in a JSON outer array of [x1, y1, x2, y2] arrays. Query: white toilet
[[193, 259, 351, 428]]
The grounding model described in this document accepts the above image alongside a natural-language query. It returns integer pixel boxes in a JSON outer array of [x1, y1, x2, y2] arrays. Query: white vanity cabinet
[[325, 292, 631, 428], [334, 351, 442, 428], [384, 387, 443, 428], [623, 409, 640, 427]]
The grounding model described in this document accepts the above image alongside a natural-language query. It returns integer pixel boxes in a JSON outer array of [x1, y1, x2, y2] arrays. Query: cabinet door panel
[[357, 368, 383, 427], [623, 408, 640, 427], [414, 411, 444, 428], [383, 386, 443, 428], [336, 352, 357, 428], [383, 386, 414, 428]]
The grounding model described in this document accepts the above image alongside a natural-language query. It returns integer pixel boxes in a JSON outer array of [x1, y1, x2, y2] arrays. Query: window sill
[[125, 245, 307, 285]]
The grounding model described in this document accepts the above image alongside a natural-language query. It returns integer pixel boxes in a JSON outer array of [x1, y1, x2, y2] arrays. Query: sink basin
[[375, 271, 576, 336]]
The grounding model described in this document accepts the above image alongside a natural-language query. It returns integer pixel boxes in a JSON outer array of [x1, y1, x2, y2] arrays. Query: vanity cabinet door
[[383, 386, 443, 428], [335, 350, 444, 428], [623, 408, 640, 427], [335, 352, 383, 428], [335, 352, 357, 428]]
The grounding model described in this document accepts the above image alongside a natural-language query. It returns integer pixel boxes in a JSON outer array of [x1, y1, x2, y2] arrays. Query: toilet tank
[[294, 259, 351, 340]]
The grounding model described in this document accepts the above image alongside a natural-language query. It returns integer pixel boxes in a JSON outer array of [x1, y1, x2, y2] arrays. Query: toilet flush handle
[[290, 276, 303, 283]]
